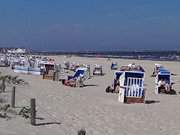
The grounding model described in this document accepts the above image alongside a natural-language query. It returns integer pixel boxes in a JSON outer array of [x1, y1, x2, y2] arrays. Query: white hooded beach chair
[[0, 54, 9, 67], [93, 64, 103, 75], [155, 68, 172, 94], [152, 64, 163, 76], [118, 71, 145, 103], [42, 63, 55, 80]]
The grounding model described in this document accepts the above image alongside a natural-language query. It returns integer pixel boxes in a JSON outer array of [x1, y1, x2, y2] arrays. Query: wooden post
[[11, 86, 16, 108], [2, 78, 6, 92], [43, 73, 45, 79], [78, 129, 86, 135], [30, 98, 36, 126], [57, 71, 59, 81], [53, 71, 58, 81], [53, 72, 55, 81], [88, 65, 91, 79]]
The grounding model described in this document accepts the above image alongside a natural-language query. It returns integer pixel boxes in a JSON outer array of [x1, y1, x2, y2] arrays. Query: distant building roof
[[7, 48, 26, 54]]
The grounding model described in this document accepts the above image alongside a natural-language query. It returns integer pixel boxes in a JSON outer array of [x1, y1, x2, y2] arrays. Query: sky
[[0, 0, 180, 51]]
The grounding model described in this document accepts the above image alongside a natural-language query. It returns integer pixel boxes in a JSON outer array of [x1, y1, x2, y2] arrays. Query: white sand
[[0, 56, 180, 135]]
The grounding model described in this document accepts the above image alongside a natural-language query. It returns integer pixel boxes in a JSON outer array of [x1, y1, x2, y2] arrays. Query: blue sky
[[0, 0, 180, 51]]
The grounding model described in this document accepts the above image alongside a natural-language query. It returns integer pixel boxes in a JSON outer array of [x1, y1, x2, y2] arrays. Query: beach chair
[[63, 61, 70, 70], [63, 67, 89, 87], [106, 70, 123, 93], [155, 68, 173, 94], [43, 63, 55, 80], [152, 64, 163, 77], [118, 71, 145, 103], [0, 54, 9, 67], [58, 64, 68, 81], [93, 64, 103, 75], [111, 62, 118, 70], [28, 58, 42, 75], [69, 62, 79, 71], [68, 67, 85, 79]]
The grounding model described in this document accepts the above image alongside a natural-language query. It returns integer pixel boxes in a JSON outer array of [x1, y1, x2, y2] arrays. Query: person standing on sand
[[113, 78, 120, 93]]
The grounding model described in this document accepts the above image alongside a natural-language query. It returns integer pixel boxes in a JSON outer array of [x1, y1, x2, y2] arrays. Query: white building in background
[[7, 48, 26, 54]]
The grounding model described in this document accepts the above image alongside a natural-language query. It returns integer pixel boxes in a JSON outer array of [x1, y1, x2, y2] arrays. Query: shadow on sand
[[35, 122, 61, 126], [82, 84, 99, 87], [171, 73, 178, 76], [158, 89, 177, 95], [34, 116, 61, 126], [145, 100, 160, 104], [168, 89, 177, 95]]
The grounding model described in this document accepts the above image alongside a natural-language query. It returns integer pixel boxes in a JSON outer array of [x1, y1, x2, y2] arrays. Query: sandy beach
[[0, 56, 180, 135]]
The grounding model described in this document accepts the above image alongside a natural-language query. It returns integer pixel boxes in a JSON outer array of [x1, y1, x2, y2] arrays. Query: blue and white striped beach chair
[[118, 71, 145, 103]]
